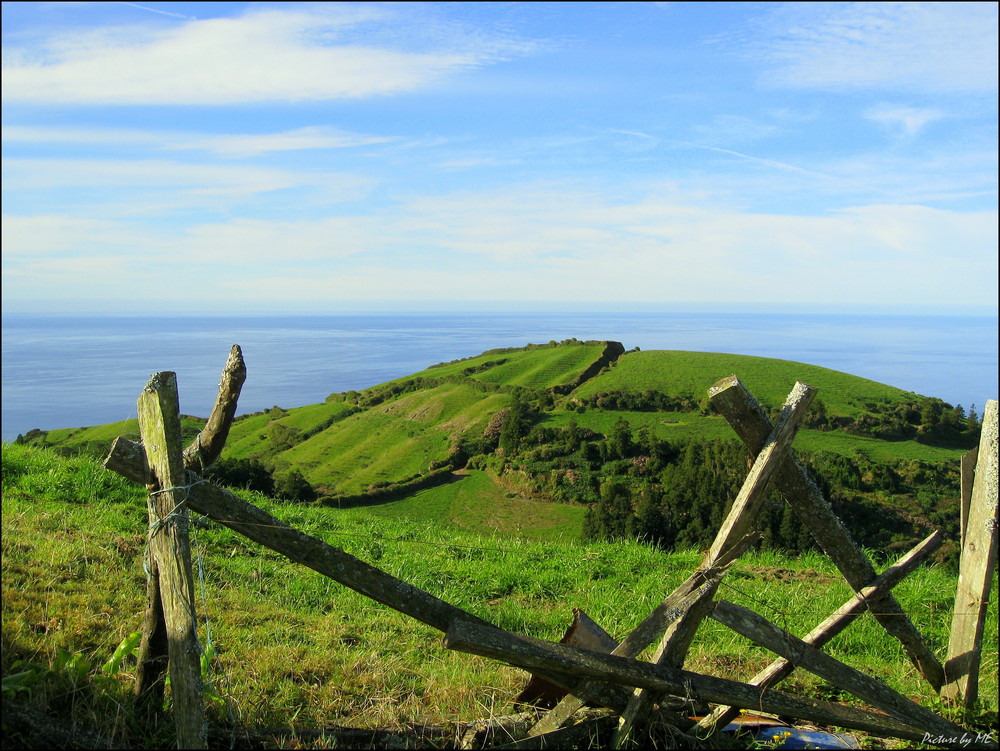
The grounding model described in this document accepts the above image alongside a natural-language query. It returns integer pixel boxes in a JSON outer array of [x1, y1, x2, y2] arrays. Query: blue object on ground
[[752, 726, 861, 749]]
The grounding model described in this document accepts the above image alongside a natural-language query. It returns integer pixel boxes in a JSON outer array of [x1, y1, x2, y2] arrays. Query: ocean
[[2, 312, 997, 442]]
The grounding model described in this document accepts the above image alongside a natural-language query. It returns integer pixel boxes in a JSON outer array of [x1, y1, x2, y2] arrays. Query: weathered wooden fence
[[103, 347, 999, 750]]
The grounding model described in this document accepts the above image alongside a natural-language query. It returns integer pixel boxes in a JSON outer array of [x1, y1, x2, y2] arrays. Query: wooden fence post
[[137, 372, 207, 749], [134, 346, 244, 715], [942, 399, 998, 708], [960, 447, 980, 548]]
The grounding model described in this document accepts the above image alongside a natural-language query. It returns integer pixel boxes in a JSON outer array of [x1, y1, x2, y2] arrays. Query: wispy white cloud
[[866, 105, 945, 138], [747, 2, 998, 93], [1, 5, 533, 104], [690, 114, 782, 146], [5, 185, 994, 309], [2, 124, 398, 157], [1, 157, 375, 214], [691, 145, 839, 181], [166, 126, 398, 157]]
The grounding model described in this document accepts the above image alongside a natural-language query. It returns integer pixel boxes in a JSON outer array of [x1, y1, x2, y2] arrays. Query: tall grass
[[2, 442, 996, 748]]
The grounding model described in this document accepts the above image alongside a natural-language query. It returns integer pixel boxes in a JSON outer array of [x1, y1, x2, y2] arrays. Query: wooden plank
[[706, 381, 817, 564], [524, 532, 757, 738], [943, 399, 999, 708], [696, 529, 943, 735], [514, 609, 619, 708], [709, 599, 965, 740], [443, 619, 930, 744], [136, 372, 206, 749], [960, 447, 979, 546], [708, 375, 946, 691]]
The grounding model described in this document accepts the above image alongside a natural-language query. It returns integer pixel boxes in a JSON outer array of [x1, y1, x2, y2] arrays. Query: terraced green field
[[406, 341, 609, 389], [272, 382, 509, 493], [280, 411, 451, 493], [470, 343, 606, 389], [223, 399, 357, 460]]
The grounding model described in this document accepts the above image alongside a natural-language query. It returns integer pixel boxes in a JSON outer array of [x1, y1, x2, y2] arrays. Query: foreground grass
[[2, 442, 996, 748]]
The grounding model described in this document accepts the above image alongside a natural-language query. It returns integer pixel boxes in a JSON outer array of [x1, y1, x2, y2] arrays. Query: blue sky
[[2, 1, 997, 314]]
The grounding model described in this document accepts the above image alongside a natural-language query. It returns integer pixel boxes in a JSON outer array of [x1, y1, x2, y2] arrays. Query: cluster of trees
[[203, 457, 316, 501], [477, 402, 955, 560], [804, 397, 981, 448], [575, 389, 701, 413], [575, 392, 982, 449]]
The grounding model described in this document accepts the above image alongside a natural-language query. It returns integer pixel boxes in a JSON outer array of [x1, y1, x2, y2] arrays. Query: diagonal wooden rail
[[708, 375, 946, 691], [105, 435, 635, 711], [695, 529, 944, 736], [612, 381, 816, 747]]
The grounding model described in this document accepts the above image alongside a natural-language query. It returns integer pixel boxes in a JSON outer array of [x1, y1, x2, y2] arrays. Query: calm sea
[[2, 312, 997, 442]]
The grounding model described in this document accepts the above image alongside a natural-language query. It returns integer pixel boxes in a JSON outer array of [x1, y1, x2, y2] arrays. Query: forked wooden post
[[942, 399, 998, 708], [134, 346, 245, 715], [137, 372, 207, 749]]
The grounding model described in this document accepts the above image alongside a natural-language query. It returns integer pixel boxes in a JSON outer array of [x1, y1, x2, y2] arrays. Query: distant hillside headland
[[17, 339, 982, 564]]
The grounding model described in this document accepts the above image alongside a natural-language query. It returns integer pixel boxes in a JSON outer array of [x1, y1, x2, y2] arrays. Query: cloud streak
[[4, 185, 996, 309], [1, 5, 528, 104], [748, 2, 998, 93]]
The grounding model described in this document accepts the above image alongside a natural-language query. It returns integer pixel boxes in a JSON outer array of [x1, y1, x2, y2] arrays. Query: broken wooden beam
[[696, 529, 944, 735], [709, 599, 966, 741], [524, 533, 758, 738], [443, 619, 930, 744], [182, 344, 246, 472]]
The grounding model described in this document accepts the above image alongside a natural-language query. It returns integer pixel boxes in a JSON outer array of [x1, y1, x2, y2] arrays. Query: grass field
[[395, 341, 609, 390], [572, 350, 920, 417], [355, 469, 587, 542], [541, 409, 967, 463], [2, 442, 996, 749], [19, 344, 970, 503], [273, 383, 509, 493]]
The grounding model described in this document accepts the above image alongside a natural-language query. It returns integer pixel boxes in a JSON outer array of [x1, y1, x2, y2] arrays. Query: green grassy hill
[[573, 349, 917, 416], [15, 339, 978, 562]]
